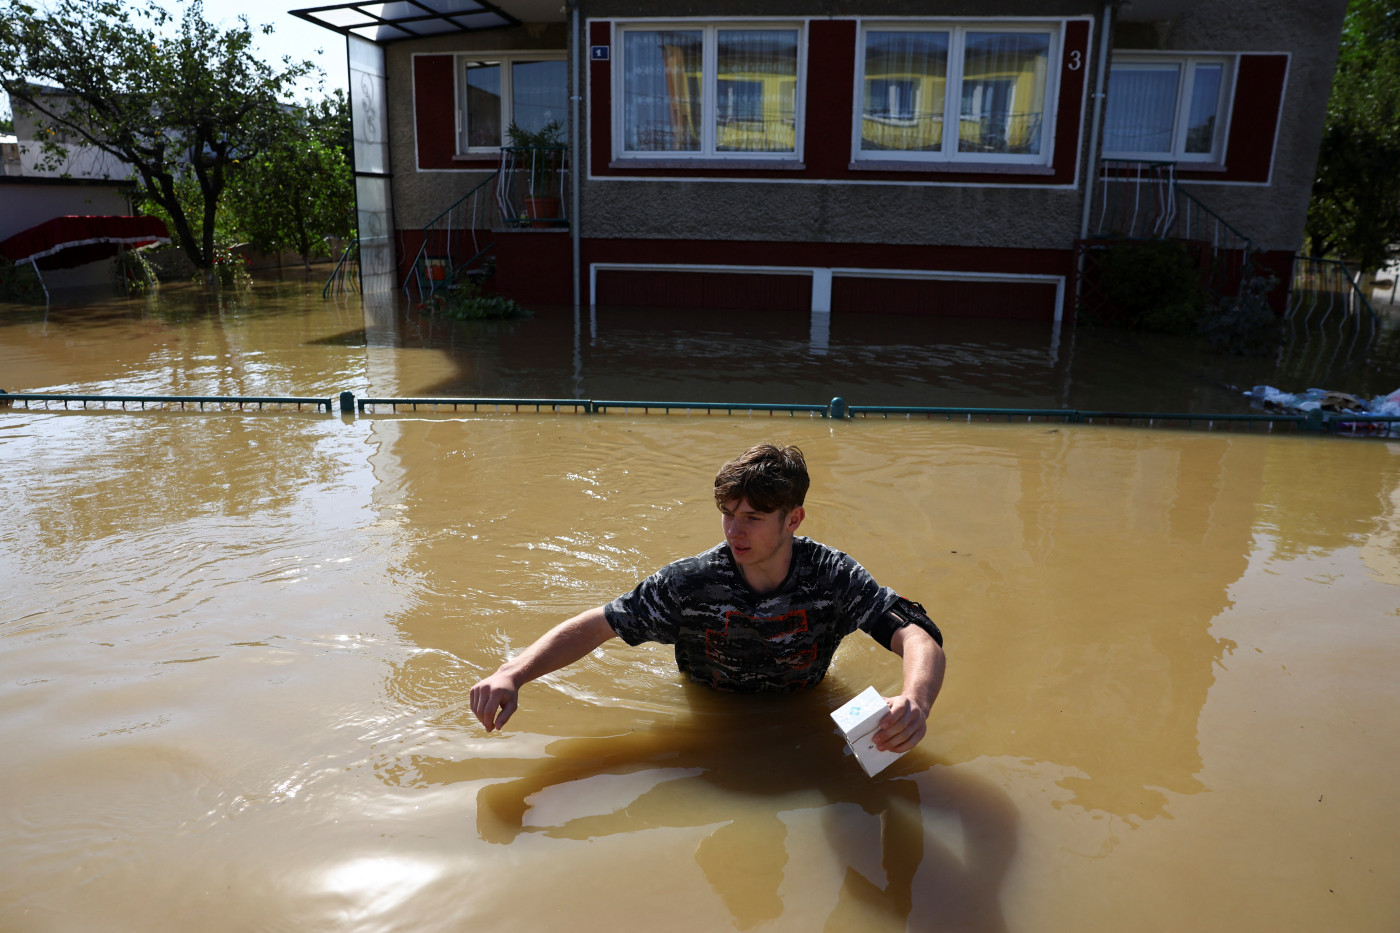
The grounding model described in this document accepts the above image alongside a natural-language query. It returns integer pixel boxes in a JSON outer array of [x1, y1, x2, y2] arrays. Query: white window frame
[[455, 52, 567, 155], [852, 20, 1064, 166], [612, 21, 808, 162], [1102, 53, 1236, 164]]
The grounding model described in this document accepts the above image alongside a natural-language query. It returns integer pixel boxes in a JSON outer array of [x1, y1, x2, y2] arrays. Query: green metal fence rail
[[591, 400, 829, 417], [4, 390, 1399, 438], [356, 396, 590, 414], [0, 392, 334, 412]]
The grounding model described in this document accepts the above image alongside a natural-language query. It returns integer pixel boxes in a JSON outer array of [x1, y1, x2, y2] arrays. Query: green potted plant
[[506, 119, 565, 226]]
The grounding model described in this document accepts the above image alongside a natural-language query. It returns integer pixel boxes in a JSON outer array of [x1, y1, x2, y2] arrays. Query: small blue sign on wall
[[591, 45, 609, 61]]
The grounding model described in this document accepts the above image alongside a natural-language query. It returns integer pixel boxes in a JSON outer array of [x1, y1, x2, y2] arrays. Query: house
[[0, 90, 157, 293], [291, 1, 1348, 324]]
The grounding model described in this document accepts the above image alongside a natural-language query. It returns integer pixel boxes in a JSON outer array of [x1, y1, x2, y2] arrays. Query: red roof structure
[[0, 215, 169, 271]]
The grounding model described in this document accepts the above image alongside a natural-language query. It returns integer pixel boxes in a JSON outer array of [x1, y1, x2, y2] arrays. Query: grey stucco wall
[[386, 25, 568, 230], [578, 180, 1087, 249], [1114, 0, 1349, 253]]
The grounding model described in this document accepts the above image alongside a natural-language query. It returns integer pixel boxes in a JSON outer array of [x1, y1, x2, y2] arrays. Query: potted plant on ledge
[[505, 120, 565, 227]]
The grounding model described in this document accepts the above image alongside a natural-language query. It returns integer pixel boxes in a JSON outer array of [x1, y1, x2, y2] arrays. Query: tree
[[0, 0, 317, 281], [224, 91, 354, 271], [1306, 0, 1400, 272]]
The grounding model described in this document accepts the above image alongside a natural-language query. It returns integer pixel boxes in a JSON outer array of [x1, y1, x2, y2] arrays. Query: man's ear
[[785, 506, 805, 533]]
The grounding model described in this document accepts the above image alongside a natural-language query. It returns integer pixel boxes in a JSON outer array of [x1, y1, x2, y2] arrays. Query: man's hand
[[470, 671, 523, 732], [874, 623, 946, 753], [873, 694, 929, 753], [466, 606, 617, 734]]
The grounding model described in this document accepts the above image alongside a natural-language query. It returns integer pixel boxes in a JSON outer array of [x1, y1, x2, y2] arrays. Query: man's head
[[714, 443, 810, 517]]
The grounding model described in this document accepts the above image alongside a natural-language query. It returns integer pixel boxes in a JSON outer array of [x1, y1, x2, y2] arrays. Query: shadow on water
[[393, 685, 1016, 933]]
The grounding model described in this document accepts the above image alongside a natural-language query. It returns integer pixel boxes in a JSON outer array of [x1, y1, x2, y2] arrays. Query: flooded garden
[[2, 281, 1399, 931]]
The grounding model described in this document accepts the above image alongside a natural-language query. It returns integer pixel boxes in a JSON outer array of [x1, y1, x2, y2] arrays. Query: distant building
[[1, 90, 147, 291], [293, 0, 1348, 322]]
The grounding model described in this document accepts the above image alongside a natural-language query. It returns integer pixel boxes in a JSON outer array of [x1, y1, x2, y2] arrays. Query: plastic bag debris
[[1243, 385, 1400, 433]]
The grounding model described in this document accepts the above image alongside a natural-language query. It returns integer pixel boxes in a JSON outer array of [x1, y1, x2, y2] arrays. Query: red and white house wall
[[346, 0, 1347, 321]]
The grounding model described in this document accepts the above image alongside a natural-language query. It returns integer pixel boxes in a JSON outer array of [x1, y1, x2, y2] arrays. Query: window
[[856, 23, 1059, 164], [1102, 56, 1233, 163], [458, 54, 567, 152], [616, 24, 803, 159]]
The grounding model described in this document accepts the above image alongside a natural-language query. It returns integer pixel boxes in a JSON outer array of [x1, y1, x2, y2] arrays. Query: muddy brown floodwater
[[2, 282, 1399, 932]]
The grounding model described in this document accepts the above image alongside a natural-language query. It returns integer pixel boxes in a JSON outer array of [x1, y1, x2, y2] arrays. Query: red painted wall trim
[[587, 17, 1090, 186], [830, 276, 1059, 319], [415, 55, 459, 170], [589, 19, 613, 179]]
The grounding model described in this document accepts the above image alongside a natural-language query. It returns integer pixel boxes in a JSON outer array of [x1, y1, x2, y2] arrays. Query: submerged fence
[[4, 390, 1397, 438]]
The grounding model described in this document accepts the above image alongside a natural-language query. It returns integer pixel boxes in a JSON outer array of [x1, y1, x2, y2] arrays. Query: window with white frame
[[1102, 55, 1233, 162], [616, 23, 803, 159], [457, 54, 567, 152], [855, 22, 1060, 164]]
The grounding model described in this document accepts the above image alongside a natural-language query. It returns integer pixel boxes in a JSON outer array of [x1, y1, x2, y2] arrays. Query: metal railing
[[497, 145, 569, 228], [1287, 256, 1379, 333], [323, 240, 360, 299], [402, 170, 503, 300], [5, 390, 1398, 438], [1088, 161, 1254, 302], [1279, 256, 1383, 386], [1092, 160, 1253, 253], [1, 392, 333, 412]]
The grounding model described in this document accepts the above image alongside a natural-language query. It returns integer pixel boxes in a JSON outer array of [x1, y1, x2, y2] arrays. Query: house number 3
[[1067, 50, 1083, 70]]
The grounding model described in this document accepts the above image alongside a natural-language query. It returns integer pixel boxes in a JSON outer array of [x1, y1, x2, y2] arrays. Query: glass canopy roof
[[289, 1, 518, 43]]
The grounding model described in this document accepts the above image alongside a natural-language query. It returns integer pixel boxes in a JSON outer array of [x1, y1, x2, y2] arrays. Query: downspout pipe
[[568, 0, 581, 309], [1079, 0, 1115, 241]]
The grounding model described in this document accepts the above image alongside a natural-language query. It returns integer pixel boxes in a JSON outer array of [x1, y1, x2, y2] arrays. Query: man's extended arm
[[469, 605, 616, 732], [873, 624, 946, 753]]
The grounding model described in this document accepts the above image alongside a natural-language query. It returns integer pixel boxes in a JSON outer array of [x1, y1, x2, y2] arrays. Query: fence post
[[828, 397, 847, 420], [339, 391, 355, 415]]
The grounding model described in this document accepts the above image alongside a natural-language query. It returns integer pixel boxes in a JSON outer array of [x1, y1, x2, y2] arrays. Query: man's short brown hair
[[714, 443, 810, 514]]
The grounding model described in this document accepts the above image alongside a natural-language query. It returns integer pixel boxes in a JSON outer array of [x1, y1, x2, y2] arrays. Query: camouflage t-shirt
[[603, 536, 902, 693]]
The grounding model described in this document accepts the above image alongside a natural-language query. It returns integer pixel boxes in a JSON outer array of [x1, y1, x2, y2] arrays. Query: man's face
[[719, 497, 804, 572]]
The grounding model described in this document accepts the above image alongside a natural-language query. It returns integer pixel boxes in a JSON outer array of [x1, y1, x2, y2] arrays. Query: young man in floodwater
[[469, 443, 946, 753]]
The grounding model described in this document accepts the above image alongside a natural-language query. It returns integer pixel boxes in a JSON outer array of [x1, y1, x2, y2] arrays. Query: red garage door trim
[[831, 272, 1063, 321]]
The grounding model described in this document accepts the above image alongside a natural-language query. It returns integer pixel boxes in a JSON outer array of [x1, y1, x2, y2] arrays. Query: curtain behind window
[[1104, 64, 1180, 154], [623, 30, 702, 152]]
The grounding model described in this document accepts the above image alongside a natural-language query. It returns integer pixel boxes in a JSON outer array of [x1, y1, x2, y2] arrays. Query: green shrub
[[0, 259, 44, 303], [1199, 270, 1284, 356], [1089, 239, 1210, 333], [424, 276, 528, 321]]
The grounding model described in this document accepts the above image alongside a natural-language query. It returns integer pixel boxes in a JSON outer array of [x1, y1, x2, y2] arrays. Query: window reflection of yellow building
[[861, 43, 1047, 154], [715, 73, 796, 152], [861, 72, 948, 151]]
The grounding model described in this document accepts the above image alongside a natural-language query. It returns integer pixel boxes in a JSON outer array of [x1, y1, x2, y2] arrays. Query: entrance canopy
[[0, 215, 170, 271], [289, 0, 561, 44]]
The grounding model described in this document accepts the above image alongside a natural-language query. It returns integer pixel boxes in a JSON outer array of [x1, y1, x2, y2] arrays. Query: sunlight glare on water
[[1, 283, 1399, 932]]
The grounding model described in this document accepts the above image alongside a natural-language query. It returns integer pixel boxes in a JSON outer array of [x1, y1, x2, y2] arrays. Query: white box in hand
[[830, 686, 906, 777]]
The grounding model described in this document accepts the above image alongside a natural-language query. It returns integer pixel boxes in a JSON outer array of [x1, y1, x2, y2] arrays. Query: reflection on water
[[2, 283, 1400, 931], [6, 280, 1400, 410]]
